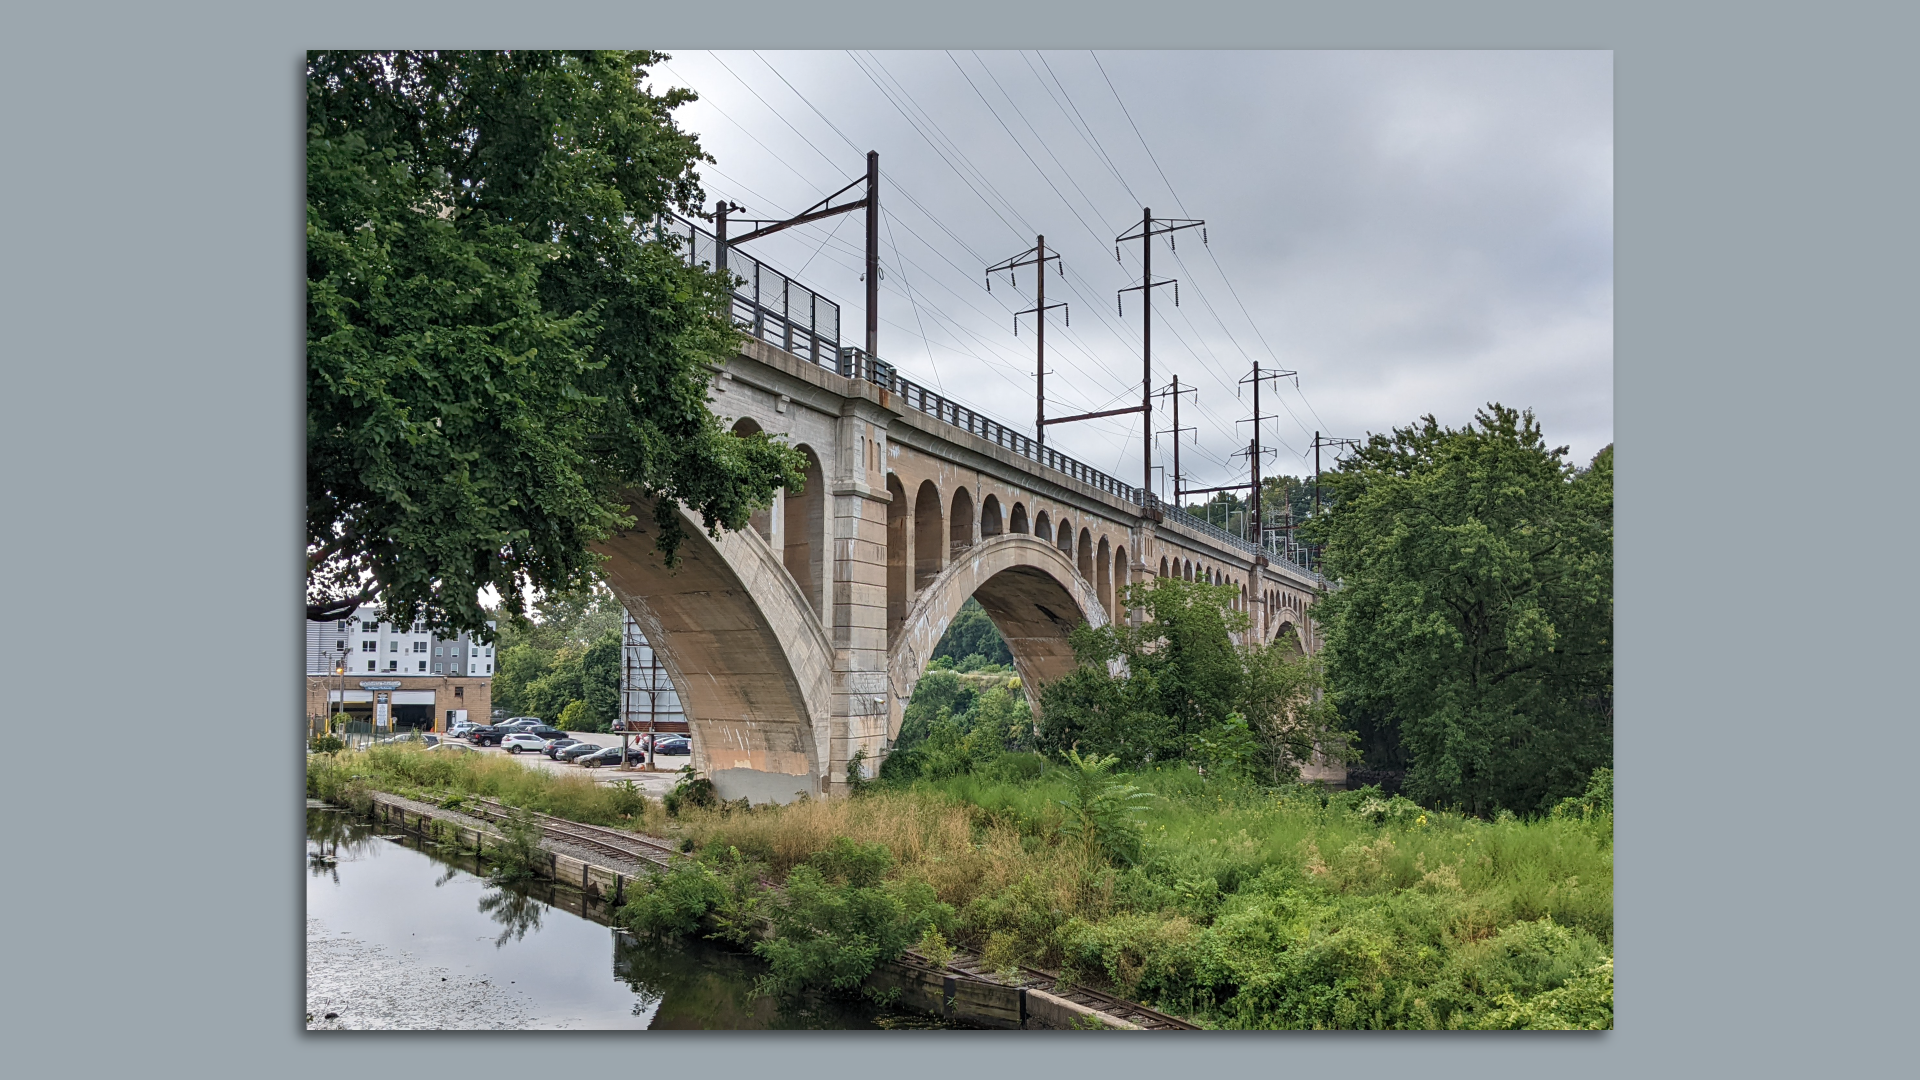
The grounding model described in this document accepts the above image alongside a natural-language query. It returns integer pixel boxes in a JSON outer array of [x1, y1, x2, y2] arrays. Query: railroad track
[[461, 797, 681, 869], [906, 948, 1201, 1031]]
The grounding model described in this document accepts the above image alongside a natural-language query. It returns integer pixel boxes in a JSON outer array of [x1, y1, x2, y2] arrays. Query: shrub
[[752, 839, 954, 996], [485, 808, 546, 885], [309, 734, 345, 755], [1056, 750, 1151, 866]]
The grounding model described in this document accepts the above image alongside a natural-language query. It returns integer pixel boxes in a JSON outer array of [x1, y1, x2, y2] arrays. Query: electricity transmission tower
[[984, 236, 1068, 447], [1117, 208, 1206, 509]]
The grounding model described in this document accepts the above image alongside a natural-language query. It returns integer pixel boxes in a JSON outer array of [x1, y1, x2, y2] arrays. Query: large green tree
[[307, 50, 803, 638], [1304, 405, 1612, 814], [1037, 577, 1349, 780]]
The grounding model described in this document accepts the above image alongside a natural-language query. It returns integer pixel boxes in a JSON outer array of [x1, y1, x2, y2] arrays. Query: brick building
[[305, 606, 494, 733]]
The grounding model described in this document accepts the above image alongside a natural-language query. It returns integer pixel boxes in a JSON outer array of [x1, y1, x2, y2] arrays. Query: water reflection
[[305, 806, 884, 1029], [477, 888, 544, 947]]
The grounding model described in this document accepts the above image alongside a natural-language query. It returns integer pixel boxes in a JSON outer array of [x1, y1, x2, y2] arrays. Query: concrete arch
[[1077, 528, 1095, 586], [980, 493, 1003, 537], [1096, 535, 1112, 618], [886, 534, 1109, 739], [1159, 555, 1169, 578], [1009, 501, 1029, 534], [784, 445, 825, 617], [731, 418, 773, 543], [1033, 509, 1051, 542], [886, 473, 911, 641], [950, 486, 975, 557], [597, 495, 831, 805], [914, 479, 943, 588], [1056, 518, 1073, 553], [1274, 620, 1306, 655]]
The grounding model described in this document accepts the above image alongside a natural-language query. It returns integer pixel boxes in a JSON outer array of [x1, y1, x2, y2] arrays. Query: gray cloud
[[656, 50, 1612, 487]]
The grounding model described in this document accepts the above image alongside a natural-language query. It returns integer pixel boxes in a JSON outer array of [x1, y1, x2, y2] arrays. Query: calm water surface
[[305, 806, 883, 1029]]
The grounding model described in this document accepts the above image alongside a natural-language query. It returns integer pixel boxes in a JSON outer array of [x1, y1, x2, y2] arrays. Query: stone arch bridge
[[598, 336, 1329, 803]]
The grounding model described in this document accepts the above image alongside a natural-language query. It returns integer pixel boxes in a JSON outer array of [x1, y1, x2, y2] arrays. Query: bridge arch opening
[[731, 418, 773, 543], [1077, 528, 1094, 584], [1114, 545, 1128, 613], [1009, 501, 1028, 534], [950, 486, 975, 557], [1096, 535, 1112, 617], [914, 480, 944, 588], [886, 535, 1110, 751], [784, 445, 825, 617], [1033, 509, 1051, 542], [1275, 620, 1305, 655], [1159, 555, 1169, 578], [981, 494, 1003, 537], [1056, 518, 1073, 554], [886, 473, 910, 641]]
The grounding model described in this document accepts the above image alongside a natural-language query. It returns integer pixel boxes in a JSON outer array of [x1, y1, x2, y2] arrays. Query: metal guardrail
[[837, 346, 1145, 504], [653, 212, 1322, 583]]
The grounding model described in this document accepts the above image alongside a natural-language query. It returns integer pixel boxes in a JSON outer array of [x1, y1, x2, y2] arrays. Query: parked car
[[577, 745, 634, 768], [557, 742, 604, 762], [465, 725, 503, 746], [425, 741, 475, 754], [449, 720, 479, 738], [500, 733, 550, 755], [654, 736, 692, 756], [543, 737, 581, 758], [521, 726, 565, 743], [498, 717, 546, 732]]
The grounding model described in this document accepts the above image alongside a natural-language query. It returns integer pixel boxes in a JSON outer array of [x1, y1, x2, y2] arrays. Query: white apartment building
[[305, 605, 497, 678]]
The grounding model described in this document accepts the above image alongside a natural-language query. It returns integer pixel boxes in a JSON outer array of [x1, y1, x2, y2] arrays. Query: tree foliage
[[929, 597, 1013, 668], [1304, 405, 1612, 814], [306, 50, 804, 638], [1036, 577, 1351, 780]]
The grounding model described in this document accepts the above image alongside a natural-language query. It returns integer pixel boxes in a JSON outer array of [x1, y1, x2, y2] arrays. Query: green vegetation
[[306, 743, 668, 831], [490, 587, 625, 728], [1039, 577, 1351, 782], [306, 50, 805, 636], [930, 598, 1013, 668], [1305, 405, 1613, 814], [651, 767, 1610, 1029]]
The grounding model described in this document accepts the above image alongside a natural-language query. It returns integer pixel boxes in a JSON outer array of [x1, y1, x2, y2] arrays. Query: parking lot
[[420, 729, 686, 798]]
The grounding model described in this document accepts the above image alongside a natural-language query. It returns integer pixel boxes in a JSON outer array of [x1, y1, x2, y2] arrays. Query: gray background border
[[3, 1, 1912, 1077]]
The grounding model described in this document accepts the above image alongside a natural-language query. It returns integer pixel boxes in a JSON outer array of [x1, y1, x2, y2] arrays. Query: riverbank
[[308, 746, 1613, 1029]]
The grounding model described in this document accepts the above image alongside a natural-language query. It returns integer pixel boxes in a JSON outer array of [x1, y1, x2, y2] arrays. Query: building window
[[486, 663, 492, 674], [336, 621, 350, 631], [413, 641, 427, 653], [366, 660, 376, 672], [336, 640, 345, 651], [435, 646, 443, 656], [389, 641, 398, 653], [418, 661, 427, 671], [361, 641, 376, 653], [454, 686, 464, 698], [387, 660, 397, 671]]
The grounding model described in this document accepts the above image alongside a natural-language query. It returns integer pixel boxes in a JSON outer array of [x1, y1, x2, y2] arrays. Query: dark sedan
[[556, 742, 604, 763], [653, 736, 692, 756], [577, 745, 635, 768], [543, 737, 582, 759]]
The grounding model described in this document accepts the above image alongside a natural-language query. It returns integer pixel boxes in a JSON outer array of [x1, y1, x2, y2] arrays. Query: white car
[[499, 733, 550, 754]]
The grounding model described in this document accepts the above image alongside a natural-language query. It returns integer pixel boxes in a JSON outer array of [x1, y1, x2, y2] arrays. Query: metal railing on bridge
[[654, 212, 1321, 585]]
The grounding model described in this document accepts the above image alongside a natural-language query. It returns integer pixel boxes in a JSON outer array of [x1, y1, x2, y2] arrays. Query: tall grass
[[311, 746, 1611, 1028], [667, 764, 1611, 1029], [306, 746, 665, 831]]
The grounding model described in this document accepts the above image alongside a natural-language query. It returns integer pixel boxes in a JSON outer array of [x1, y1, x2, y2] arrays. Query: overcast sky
[[649, 50, 1612, 498]]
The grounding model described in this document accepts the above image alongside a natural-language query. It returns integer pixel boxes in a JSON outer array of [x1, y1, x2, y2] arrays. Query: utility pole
[[1236, 364, 1296, 551], [1151, 376, 1197, 505], [722, 151, 882, 361], [1309, 431, 1359, 568], [984, 236, 1066, 447], [1117, 208, 1206, 509]]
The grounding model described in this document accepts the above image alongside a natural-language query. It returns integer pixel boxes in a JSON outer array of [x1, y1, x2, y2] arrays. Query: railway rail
[[460, 797, 681, 869]]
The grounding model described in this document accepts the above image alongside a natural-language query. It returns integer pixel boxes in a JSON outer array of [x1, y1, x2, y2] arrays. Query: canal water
[[305, 805, 887, 1030]]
